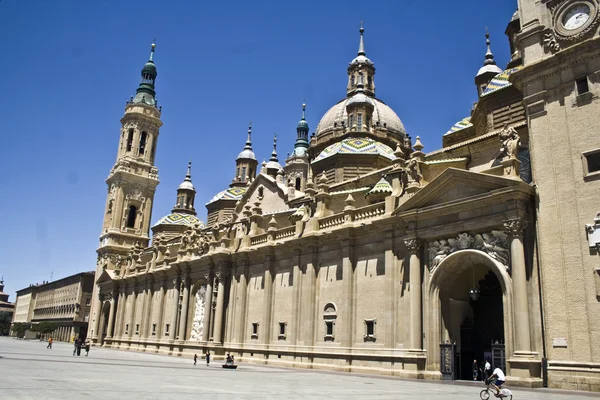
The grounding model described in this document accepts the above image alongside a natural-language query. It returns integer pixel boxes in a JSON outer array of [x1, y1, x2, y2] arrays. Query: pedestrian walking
[[205, 351, 210, 366], [84, 339, 90, 356], [194, 354, 197, 366], [47, 337, 53, 349], [73, 338, 79, 356], [76, 338, 82, 356], [484, 359, 491, 380], [472, 359, 479, 381]]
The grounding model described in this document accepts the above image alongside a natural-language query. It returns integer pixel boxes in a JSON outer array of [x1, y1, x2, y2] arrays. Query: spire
[[484, 28, 497, 66], [172, 161, 196, 215], [270, 135, 278, 162], [237, 122, 256, 161], [132, 41, 158, 106], [358, 22, 365, 56], [293, 103, 310, 156]]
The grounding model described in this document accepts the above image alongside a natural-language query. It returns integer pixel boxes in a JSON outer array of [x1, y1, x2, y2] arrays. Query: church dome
[[237, 149, 256, 160], [313, 137, 395, 163], [315, 97, 406, 138], [153, 213, 204, 228]]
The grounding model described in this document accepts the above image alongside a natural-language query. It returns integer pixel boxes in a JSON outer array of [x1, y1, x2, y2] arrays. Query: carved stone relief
[[428, 231, 509, 274], [189, 285, 207, 341]]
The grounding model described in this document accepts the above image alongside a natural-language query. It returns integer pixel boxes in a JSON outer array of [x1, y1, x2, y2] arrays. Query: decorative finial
[[301, 103, 306, 120], [150, 40, 156, 62], [186, 161, 192, 178], [270, 134, 278, 162], [358, 22, 365, 56], [484, 28, 496, 66], [244, 122, 253, 150]]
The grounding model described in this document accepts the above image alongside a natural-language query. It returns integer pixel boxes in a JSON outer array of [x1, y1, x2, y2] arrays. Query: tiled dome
[[153, 213, 204, 227], [445, 117, 473, 135], [206, 186, 247, 205], [313, 137, 395, 163], [482, 66, 523, 97]]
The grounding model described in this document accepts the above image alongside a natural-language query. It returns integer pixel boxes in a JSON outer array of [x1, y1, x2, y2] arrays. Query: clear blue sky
[[0, 1, 516, 298]]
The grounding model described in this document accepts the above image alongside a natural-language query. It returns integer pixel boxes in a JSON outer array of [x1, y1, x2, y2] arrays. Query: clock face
[[562, 3, 591, 30]]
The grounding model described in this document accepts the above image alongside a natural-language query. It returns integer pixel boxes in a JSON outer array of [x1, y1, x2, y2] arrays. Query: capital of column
[[404, 238, 421, 254], [504, 218, 528, 238]]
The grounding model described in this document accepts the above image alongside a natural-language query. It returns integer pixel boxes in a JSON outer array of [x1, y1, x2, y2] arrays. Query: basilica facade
[[89, 1, 600, 391]]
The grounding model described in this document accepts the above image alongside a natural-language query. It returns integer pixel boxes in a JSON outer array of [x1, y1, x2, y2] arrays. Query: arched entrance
[[427, 250, 514, 380], [186, 279, 211, 342], [99, 301, 110, 345]]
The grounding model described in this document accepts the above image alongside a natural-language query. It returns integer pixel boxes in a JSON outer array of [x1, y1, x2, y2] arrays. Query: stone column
[[234, 263, 248, 344], [262, 255, 274, 345], [213, 268, 228, 344], [128, 286, 138, 338], [341, 239, 355, 347], [92, 291, 102, 340], [405, 238, 422, 350], [504, 218, 531, 353], [169, 274, 180, 340], [144, 278, 154, 338], [202, 272, 213, 342], [178, 274, 191, 341], [383, 230, 396, 348], [106, 290, 118, 338], [157, 278, 167, 338]]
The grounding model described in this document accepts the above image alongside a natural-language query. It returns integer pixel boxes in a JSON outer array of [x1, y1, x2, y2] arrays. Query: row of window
[[124, 129, 156, 159], [249, 319, 376, 342], [347, 113, 369, 132], [125, 323, 169, 336]]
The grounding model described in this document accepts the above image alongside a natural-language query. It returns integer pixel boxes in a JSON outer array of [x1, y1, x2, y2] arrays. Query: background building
[[13, 272, 95, 341], [90, 1, 600, 392], [0, 280, 15, 335]]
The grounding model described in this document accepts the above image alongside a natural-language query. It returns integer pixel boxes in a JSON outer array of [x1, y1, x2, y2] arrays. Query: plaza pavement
[[1, 337, 599, 399]]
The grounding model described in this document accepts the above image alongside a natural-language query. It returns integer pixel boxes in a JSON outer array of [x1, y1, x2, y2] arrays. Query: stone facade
[[90, 4, 600, 392]]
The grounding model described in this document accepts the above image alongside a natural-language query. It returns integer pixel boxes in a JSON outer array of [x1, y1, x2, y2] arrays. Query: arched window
[[323, 303, 337, 341], [126, 205, 137, 228], [138, 131, 148, 156], [295, 177, 301, 191], [126, 129, 134, 152]]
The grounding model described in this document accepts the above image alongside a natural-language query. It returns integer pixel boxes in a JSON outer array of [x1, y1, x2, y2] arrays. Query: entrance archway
[[427, 250, 514, 380]]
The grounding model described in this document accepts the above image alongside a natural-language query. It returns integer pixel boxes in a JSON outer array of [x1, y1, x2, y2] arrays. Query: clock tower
[[512, 0, 600, 385], [90, 43, 162, 341]]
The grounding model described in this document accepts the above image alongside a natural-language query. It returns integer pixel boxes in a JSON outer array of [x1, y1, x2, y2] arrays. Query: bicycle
[[480, 380, 513, 400]]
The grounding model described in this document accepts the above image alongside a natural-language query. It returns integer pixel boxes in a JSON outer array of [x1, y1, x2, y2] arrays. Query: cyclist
[[488, 366, 506, 396]]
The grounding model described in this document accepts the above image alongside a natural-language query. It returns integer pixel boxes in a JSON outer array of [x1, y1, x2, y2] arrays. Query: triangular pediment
[[95, 269, 116, 285], [393, 168, 532, 214], [233, 174, 289, 220]]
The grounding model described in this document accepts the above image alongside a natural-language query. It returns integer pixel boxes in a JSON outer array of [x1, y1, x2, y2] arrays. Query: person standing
[[472, 359, 479, 381], [484, 359, 491, 380], [47, 337, 53, 349], [76, 338, 82, 356], [73, 338, 79, 356], [205, 351, 210, 366], [194, 354, 197, 366], [84, 339, 90, 356]]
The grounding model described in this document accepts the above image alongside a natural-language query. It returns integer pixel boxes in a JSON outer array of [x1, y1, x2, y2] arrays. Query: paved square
[[0, 338, 598, 399]]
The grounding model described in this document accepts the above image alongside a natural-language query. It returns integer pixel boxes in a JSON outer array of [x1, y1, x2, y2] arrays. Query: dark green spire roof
[[293, 103, 309, 157], [133, 42, 158, 106]]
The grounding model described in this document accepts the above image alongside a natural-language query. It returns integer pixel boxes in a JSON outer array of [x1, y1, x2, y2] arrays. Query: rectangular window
[[138, 131, 148, 156], [357, 113, 363, 131], [152, 324, 156, 335], [326, 321, 333, 336], [251, 322, 259, 339], [364, 319, 376, 341], [241, 167, 247, 181], [125, 324, 129, 334], [349, 115, 354, 128], [278, 322, 286, 339], [165, 324, 170, 336], [583, 148, 600, 176], [576, 77, 589, 95], [85, 298, 91, 306], [135, 324, 140, 335]]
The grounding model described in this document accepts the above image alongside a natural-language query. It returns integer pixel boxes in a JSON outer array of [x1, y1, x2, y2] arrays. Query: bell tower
[[98, 42, 162, 272]]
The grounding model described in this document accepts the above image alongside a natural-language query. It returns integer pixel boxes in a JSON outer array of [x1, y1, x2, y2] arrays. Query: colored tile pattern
[[313, 137, 395, 163], [366, 177, 392, 196], [153, 213, 204, 227], [445, 117, 473, 135], [206, 186, 247, 205], [481, 66, 523, 97]]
